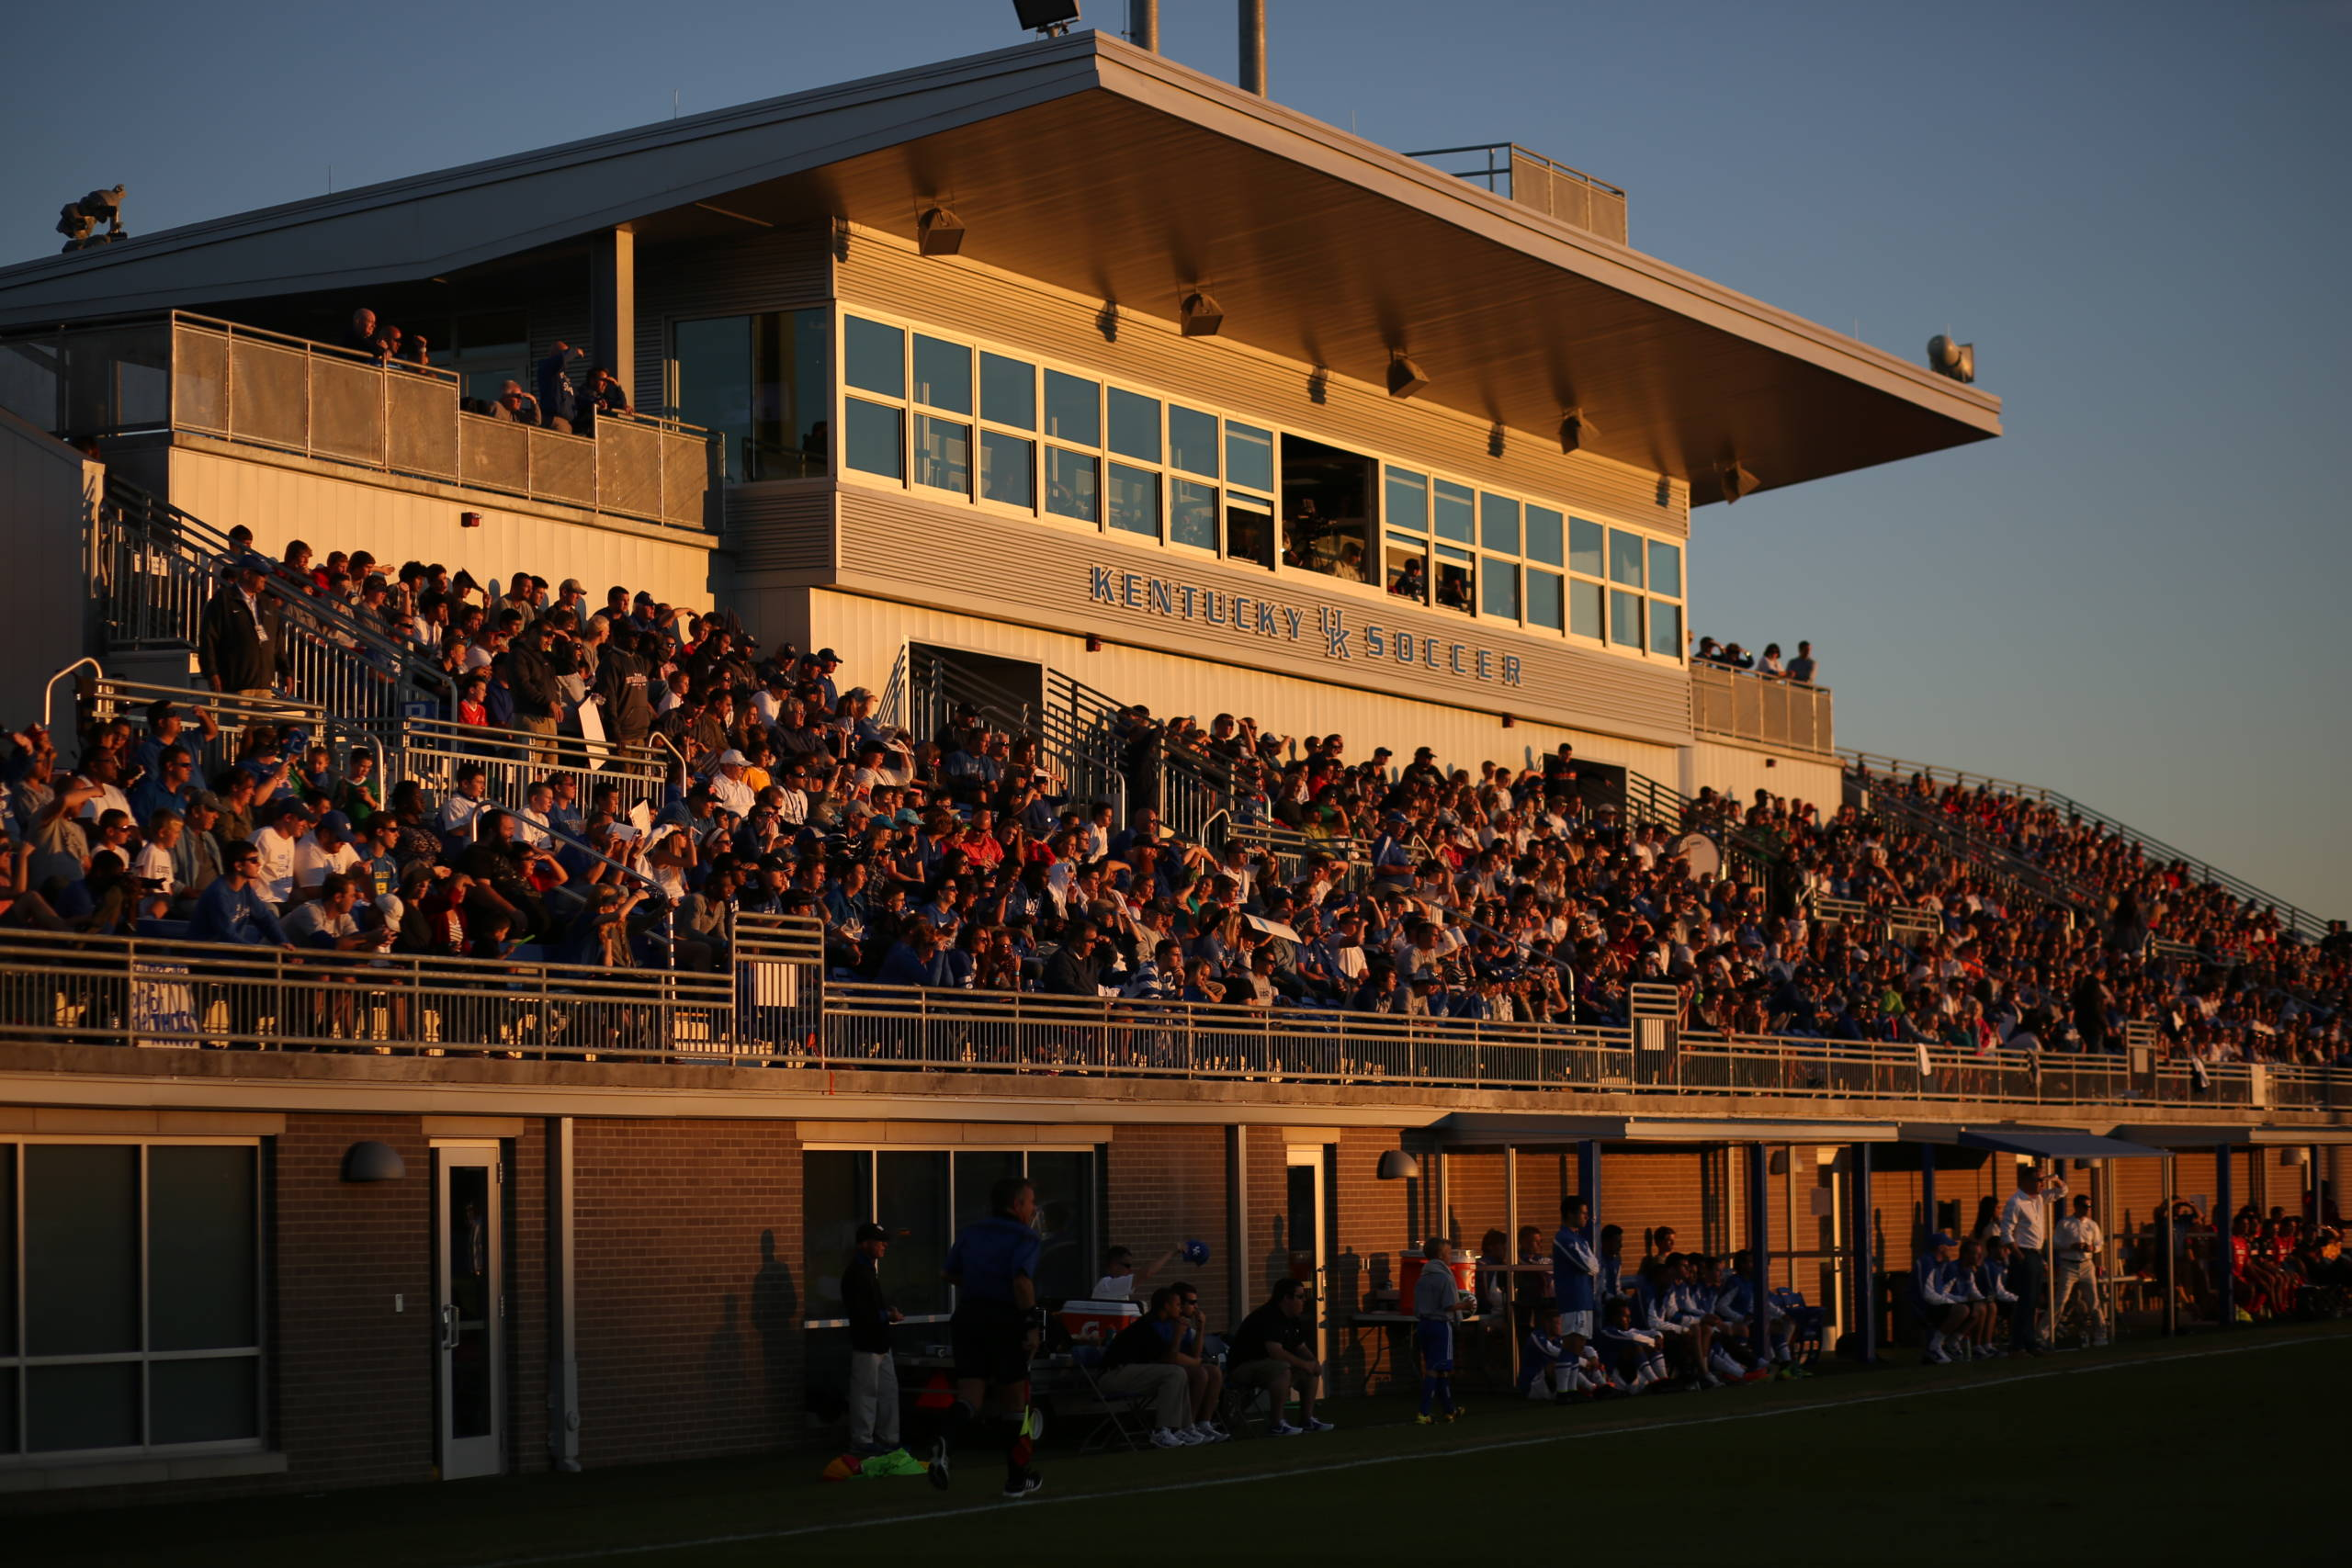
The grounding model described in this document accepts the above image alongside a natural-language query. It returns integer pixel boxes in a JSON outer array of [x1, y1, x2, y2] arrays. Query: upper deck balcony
[[1691, 660, 1836, 756], [0, 313, 717, 534]]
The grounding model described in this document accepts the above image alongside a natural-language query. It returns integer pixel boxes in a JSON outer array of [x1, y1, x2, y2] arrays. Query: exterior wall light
[[342, 1140, 407, 1183], [918, 207, 965, 256]]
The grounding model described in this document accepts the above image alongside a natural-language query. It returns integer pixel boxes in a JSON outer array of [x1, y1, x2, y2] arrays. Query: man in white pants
[[2053, 1193, 2107, 1348], [841, 1222, 904, 1453]]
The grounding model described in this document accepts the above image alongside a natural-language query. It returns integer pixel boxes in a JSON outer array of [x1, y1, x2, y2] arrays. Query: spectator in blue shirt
[[188, 841, 291, 948]]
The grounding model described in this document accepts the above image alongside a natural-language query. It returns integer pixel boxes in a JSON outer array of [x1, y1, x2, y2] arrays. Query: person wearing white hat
[[707, 749, 755, 816]]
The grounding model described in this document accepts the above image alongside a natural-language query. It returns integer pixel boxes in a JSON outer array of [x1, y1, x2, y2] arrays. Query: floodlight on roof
[[1927, 333, 1976, 384], [917, 206, 965, 257], [1386, 354, 1430, 400], [1013, 0, 1082, 36], [1558, 407, 1599, 454], [1717, 458, 1760, 504], [1180, 290, 1224, 338]]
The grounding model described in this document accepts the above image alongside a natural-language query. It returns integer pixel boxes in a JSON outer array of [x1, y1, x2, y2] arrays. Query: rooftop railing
[[1408, 142, 1629, 244], [0, 312, 717, 534], [1, 925, 2335, 1117], [1691, 662, 1835, 756]]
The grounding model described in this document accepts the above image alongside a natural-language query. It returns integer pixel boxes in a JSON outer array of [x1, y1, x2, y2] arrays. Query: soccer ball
[[1456, 1289, 1479, 1312]]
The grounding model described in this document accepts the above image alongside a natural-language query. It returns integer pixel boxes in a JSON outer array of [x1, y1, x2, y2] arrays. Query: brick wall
[[571, 1120, 803, 1469], [1103, 1125, 1233, 1330], [276, 1114, 436, 1490]]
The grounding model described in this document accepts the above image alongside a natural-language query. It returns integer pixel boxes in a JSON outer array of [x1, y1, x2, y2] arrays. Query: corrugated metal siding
[[1685, 740, 1844, 813], [830, 483, 1691, 747], [725, 479, 832, 572], [634, 225, 834, 416], [834, 225, 1687, 536]]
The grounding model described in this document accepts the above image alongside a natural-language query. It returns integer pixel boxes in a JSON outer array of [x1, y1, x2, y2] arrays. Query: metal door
[[435, 1145, 503, 1479]]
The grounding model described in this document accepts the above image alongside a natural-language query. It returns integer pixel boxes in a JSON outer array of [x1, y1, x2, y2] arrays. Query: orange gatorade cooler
[[1057, 1299, 1140, 1344], [1396, 1251, 1478, 1310]]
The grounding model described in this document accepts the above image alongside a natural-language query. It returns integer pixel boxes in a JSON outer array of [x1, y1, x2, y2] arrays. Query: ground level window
[[1, 1142, 261, 1459]]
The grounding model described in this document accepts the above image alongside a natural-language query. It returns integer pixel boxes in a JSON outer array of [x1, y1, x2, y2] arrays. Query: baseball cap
[[816, 648, 840, 662], [854, 1222, 890, 1244], [316, 810, 353, 835], [716, 749, 748, 767], [1929, 1231, 1958, 1248], [560, 578, 584, 595]]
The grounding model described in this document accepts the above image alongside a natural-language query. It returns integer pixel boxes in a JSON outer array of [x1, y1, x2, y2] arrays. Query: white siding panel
[[0, 411, 99, 723], [1684, 739, 1844, 813], [809, 588, 1681, 785], [164, 447, 719, 611]]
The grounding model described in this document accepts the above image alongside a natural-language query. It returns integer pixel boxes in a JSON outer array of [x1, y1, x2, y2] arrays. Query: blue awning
[[1956, 1127, 2168, 1161]]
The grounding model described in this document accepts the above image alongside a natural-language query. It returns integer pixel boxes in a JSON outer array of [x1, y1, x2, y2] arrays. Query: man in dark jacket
[[198, 555, 284, 698], [593, 626, 656, 756], [493, 612, 562, 767], [841, 1222, 904, 1453], [1040, 920, 1106, 998]]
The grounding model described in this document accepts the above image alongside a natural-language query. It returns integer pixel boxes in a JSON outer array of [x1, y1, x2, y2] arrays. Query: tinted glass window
[[980, 352, 1036, 429], [1169, 405, 1218, 477], [1609, 529, 1645, 588], [1106, 389, 1161, 463], [1526, 505, 1563, 567], [1385, 468, 1428, 533], [1433, 480, 1474, 544], [1170, 479, 1218, 549], [1044, 370, 1100, 446], [1648, 539, 1682, 599], [1479, 493, 1520, 554], [980, 431, 1035, 508], [1107, 462, 1159, 537], [1046, 449, 1099, 523], [1569, 517, 1604, 578], [1225, 423, 1274, 493], [842, 316, 906, 399], [843, 400, 904, 479], [911, 335, 972, 414]]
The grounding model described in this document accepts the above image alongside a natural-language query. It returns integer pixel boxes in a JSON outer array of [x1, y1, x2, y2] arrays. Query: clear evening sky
[[3, 1, 2344, 916]]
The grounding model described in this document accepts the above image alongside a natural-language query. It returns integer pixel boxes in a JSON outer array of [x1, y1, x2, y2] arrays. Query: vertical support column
[[2214, 1142, 2233, 1330], [1919, 1145, 1939, 1263], [2313, 1145, 2327, 1228], [1577, 1140, 1601, 1256], [1226, 1124, 1249, 1325], [589, 224, 637, 400], [1747, 1143, 1770, 1361], [1502, 1145, 1518, 1263], [1852, 1142, 1876, 1364], [546, 1115, 580, 1471], [2161, 1153, 2177, 1337]]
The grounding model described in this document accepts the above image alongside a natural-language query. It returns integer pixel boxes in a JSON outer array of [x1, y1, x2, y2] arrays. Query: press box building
[[0, 28, 2334, 1504]]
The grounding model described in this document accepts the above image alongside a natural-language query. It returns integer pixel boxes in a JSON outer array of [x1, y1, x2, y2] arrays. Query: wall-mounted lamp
[[342, 1140, 407, 1183], [1558, 407, 1598, 454], [1084, 634, 1102, 653], [1181, 290, 1224, 338], [1376, 1149, 1421, 1180], [1386, 354, 1430, 400], [918, 206, 965, 256], [1717, 459, 1759, 504]]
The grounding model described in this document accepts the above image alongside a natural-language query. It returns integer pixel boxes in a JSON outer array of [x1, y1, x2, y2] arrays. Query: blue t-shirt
[[945, 1214, 1042, 1304]]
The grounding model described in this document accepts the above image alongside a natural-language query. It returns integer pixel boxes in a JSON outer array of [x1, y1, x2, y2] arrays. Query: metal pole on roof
[[1853, 1142, 1877, 1363], [1747, 1142, 1770, 1362], [1238, 0, 1267, 96], [2215, 1142, 2233, 1330], [1129, 0, 1159, 51]]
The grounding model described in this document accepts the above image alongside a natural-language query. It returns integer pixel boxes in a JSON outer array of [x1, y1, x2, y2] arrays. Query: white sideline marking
[[461, 1334, 2341, 1566]]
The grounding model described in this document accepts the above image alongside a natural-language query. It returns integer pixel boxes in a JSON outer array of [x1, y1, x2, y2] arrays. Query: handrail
[[40, 658, 100, 729]]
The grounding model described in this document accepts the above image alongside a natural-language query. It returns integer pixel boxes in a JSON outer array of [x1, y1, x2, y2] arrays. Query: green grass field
[[23, 1324, 2349, 1567]]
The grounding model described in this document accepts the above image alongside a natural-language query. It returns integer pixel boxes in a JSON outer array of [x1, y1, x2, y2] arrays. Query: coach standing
[[842, 1223, 904, 1454], [933, 1175, 1046, 1499], [1999, 1165, 2067, 1354]]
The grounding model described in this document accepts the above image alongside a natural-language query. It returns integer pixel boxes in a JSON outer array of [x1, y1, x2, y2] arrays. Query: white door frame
[[1285, 1145, 1330, 1363], [435, 1142, 504, 1480]]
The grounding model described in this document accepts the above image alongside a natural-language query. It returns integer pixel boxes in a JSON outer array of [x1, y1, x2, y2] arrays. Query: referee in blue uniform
[[931, 1174, 1046, 1498]]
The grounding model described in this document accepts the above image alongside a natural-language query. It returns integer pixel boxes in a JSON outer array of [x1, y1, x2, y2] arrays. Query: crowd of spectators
[[339, 306, 633, 435], [1693, 637, 1816, 683], [19, 508, 2348, 1078]]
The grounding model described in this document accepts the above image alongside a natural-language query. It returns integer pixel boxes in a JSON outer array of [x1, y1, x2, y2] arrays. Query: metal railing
[[0, 312, 717, 533], [1855, 777, 2097, 919], [1406, 142, 1629, 244], [2, 921, 2338, 1114], [898, 650, 1129, 816], [97, 479, 434, 727], [383, 716, 667, 809], [1842, 750, 2331, 942], [1690, 663, 1836, 756], [85, 678, 327, 781]]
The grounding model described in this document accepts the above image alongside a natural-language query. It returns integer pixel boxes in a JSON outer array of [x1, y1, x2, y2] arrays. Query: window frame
[[797, 1144, 1099, 1328], [0, 1135, 268, 1468], [831, 305, 1689, 662]]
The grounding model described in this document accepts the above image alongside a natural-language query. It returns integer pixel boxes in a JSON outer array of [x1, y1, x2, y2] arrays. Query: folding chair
[[1064, 1345, 1156, 1455]]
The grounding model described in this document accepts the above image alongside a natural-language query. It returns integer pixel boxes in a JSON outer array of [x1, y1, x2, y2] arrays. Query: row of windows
[[801, 1147, 1097, 1325], [831, 311, 1687, 662], [1, 1143, 261, 1458]]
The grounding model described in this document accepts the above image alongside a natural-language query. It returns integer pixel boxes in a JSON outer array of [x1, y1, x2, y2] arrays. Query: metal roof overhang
[[1900, 1123, 2170, 1161], [1430, 1113, 1901, 1146], [0, 35, 1998, 505], [2109, 1124, 2352, 1149]]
